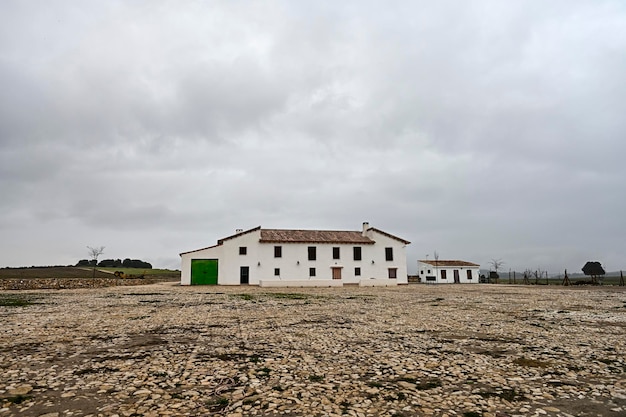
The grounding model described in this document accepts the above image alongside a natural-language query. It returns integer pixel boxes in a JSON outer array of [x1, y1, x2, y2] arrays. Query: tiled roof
[[419, 260, 480, 267], [260, 229, 375, 244], [180, 225, 410, 256]]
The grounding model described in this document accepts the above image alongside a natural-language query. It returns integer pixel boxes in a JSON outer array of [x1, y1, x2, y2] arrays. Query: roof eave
[[217, 226, 262, 245], [179, 244, 219, 256], [368, 227, 411, 245]]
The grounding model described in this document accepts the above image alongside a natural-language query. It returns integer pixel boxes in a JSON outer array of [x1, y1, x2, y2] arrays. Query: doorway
[[191, 259, 218, 285], [240, 266, 249, 285], [332, 267, 342, 280]]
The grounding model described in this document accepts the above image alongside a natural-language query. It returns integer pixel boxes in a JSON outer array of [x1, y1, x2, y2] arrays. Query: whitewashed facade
[[180, 223, 410, 286], [418, 260, 480, 284]]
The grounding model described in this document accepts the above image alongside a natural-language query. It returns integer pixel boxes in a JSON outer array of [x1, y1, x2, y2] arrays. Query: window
[[309, 267, 316, 277], [467, 270, 473, 280], [427, 269, 431, 274], [355, 267, 361, 276], [274, 246, 282, 258], [332, 247, 340, 260], [388, 268, 397, 279], [441, 270, 447, 279], [420, 270, 424, 275], [239, 246, 247, 255], [385, 247, 393, 261], [274, 268, 280, 276], [308, 246, 316, 261], [353, 247, 362, 261]]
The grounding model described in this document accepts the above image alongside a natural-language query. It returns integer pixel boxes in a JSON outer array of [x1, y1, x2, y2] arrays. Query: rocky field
[[1, 283, 625, 417]]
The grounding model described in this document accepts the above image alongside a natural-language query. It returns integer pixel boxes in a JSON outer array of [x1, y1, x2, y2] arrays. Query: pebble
[[7, 385, 32, 396], [0, 283, 624, 416]]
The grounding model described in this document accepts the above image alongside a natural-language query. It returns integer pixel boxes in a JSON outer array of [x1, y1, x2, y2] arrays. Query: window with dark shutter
[[353, 247, 362, 261], [385, 247, 393, 261], [308, 246, 316, 261], [274, 246, 282, 258], [332, 247, 340, 259], [239, 247, 247, 255]]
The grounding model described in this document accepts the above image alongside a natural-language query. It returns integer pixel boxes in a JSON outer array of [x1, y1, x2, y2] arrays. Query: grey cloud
[[1, 1, 625, 272]]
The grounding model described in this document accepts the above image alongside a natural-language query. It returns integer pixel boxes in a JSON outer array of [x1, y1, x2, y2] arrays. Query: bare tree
[[87, 246, 105, 279], [489, 259, 504, 284], [434, 250, 440, 283], [489, 258, 504, 274]]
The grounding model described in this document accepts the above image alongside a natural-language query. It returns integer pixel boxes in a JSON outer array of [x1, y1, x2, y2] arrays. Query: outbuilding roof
[[419, 260, 480, 267]]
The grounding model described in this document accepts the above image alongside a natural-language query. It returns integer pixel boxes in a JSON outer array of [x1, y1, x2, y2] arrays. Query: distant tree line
[[76, 258, 152, 269]]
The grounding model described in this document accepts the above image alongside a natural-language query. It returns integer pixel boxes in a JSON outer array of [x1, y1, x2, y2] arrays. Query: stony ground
[[1, 283, 625, 417]]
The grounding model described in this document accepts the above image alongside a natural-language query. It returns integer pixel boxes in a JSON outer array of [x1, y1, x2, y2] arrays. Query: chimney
[[362, 222, 370, 236]]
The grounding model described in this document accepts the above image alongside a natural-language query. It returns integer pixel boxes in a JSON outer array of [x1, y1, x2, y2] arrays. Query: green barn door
[[191, 259, 218, 285]]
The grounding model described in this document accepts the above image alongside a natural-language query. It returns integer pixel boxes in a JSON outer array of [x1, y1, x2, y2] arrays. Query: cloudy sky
[[1, 1, 625, 274]]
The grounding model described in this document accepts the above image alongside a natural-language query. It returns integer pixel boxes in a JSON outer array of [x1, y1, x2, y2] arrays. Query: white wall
[[181, 228, 410, 285], [417, 262, 480, 284], [180, 244, 222, 285], [218, 229, 262, 285], [255, 232, 408, 284], [257, 242, 374, 284], [364, 230, 409, 284]]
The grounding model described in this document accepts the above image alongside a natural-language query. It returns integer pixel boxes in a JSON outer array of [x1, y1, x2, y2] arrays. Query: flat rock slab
[[1, 283, 625, 416]]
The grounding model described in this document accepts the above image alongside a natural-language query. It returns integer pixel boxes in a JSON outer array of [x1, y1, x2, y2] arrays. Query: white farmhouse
[[180, 222, 410, 287], [418, 260, 480, 284]]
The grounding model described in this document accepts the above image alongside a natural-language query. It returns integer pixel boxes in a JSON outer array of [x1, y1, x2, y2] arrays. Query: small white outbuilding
[[418, 260, 480, 284], [180, 222, 410, 286]]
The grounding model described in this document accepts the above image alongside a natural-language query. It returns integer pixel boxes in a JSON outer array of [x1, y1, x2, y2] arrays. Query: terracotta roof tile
[[181, 225, 410, 255], [419, 260, 480, 267], [260, 229, 375, 244]]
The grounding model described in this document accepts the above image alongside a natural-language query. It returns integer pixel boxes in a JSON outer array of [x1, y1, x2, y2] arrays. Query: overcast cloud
[[1, 1, 625, 274]]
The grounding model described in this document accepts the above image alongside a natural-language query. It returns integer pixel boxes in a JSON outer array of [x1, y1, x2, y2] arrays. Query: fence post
[[562, 269, 570, 286]]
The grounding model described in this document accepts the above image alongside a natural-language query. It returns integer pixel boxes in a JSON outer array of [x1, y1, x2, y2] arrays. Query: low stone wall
[[259, 279, 343, 288], [0, 278, 171, 291], [359, 279, 399, 287]]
